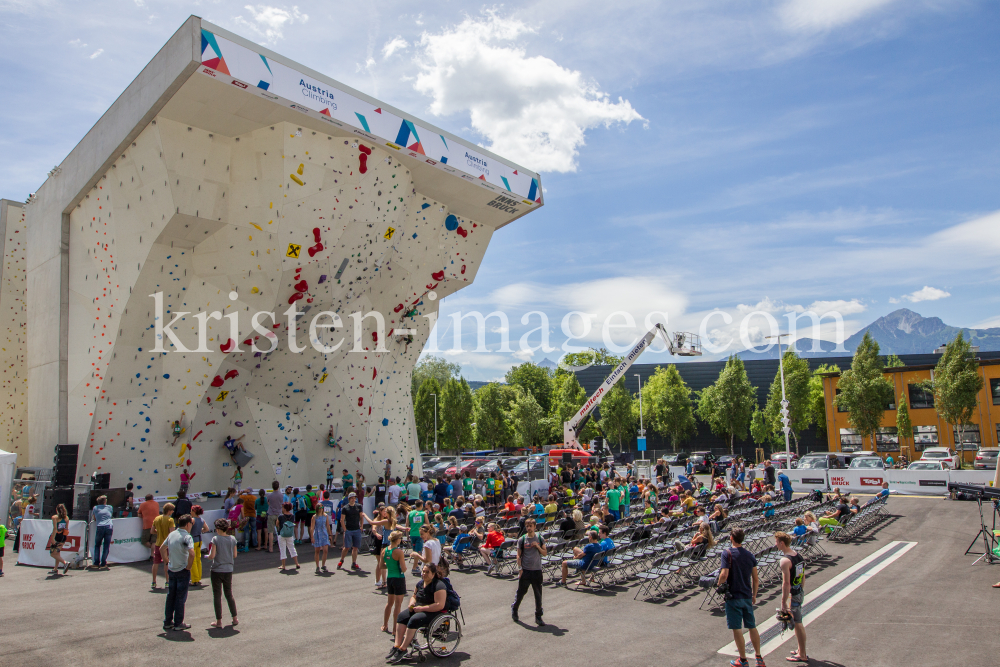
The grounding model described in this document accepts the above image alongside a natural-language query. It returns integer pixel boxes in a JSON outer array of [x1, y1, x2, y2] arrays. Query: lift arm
[[562, 323, 701, 449]]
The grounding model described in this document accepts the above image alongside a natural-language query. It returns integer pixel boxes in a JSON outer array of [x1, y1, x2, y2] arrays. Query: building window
[[991, 378, 1000, 406], [908, 384, 934, 409], [912, 425, 938, 451], [953, 425, 981, 450], [839, 428, 863, 451], [876, 427, 899, 452], [835, 388, 848, 412]]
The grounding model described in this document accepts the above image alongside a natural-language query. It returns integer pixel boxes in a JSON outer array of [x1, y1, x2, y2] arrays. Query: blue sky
[[1, 1, 997, 379]]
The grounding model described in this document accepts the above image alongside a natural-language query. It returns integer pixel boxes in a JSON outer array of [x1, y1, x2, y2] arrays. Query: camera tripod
[[965, 496, 1000, 565]]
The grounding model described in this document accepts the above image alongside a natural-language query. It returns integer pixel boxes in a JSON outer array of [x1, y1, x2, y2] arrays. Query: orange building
[[821, 358, 1000, 464]]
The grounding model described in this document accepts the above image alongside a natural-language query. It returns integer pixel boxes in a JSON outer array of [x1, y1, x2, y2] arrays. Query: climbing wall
[[68, 119, 493, 495], [0, 201, 27, 463]]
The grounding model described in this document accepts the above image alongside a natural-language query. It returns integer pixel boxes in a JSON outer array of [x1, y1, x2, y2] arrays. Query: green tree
[[597, 383, 635, 452], [806, 364, 840, 442], [885, 354, 904, 368], [763, 349, 813, 454], [642, 365, 696, 452], [411, 355, 461, 396], [508, 387, 545, 451], [440, 377, 473, 453], [750, 407, 770, 449], [696, 355, 757, 455], [559, 347, 624, 370], [923, 332, 983, 469], [550, 372, 598, 445], [834, 332, 893, 450], [896, 392, 912, 456], [473, 383, 516, 450], [413, 378, 441, 451], [505, 362, 554, 414]]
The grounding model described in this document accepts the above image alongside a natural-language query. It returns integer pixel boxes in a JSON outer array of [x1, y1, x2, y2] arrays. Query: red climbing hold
[[372, 368, 377, 379], [220, 339, 235, 353], [307, 243, 324, 257], [371, 331, 378, 342], [192, 430, 203, 440], [210, 376, 224, 387], [393, 303, 404, 313], [242, 338, 253, 347], [205, 420, 216, 425], [358, 144, 372, 155], [358, 397, 364, 407], [186, 459, 192, 466], [312, 227, 322, 243], [456, 226, 468, 238], [287, 292, 304, 305], [359, 153, 368, 174], [432, 270, 445, 282], [461, 264, 466, 274], [294, 280, 308, 292], [224, 369, 239, 381]]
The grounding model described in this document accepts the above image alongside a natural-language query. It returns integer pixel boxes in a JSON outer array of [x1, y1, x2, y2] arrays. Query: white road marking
[[718, 540, 917, 658]]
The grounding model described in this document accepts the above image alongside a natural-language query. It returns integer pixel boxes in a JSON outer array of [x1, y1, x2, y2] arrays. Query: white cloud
[[382, 37, 408, 59], [69, 39, 87, 48], [512, 348, 534, 362], [414, 11, 644, 172], [903, 286, 950, 303], [807, 298, 866, 315], [889, 297, 900, 304], [736, 297, 803, 314], [779, 0, 900, 32], [233, 4, 308, 44], [89, 49, 103, 59]]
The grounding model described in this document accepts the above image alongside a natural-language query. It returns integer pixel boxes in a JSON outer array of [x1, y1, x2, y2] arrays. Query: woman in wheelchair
[[387, 562, 448, 664]]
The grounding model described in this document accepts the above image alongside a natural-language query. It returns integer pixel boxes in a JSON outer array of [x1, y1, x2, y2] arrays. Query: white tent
[[0, 449, 17, 526]]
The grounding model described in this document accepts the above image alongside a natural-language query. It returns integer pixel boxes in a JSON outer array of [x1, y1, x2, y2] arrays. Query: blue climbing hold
[[382, 418, 389, 426], [445, 214, 458, 231], [163, 373, 170, 379]]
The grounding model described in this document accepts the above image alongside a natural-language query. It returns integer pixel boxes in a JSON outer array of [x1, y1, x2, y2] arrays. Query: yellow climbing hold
[[250, 222, 262, 231], [319, 372, 328, 384], [251, 286, 259, 294], [269, 202, 273, 209], [290, 173, 304, 186], [297, 163, 304, 175]]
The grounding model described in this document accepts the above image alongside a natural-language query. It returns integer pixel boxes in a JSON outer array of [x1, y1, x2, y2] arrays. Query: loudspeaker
[[43, 487, 75, 516], [562, 452, 573, 465], [53, 444, 79, 487], [89, 487, 127, 511], [92, 473, 110, 490]]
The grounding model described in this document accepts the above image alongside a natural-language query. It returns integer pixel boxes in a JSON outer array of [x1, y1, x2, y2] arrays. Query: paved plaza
[[3, 496, 996, 667]]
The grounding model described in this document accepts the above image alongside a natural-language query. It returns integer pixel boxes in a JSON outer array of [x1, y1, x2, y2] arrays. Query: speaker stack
[[44, 444, 80, 517]]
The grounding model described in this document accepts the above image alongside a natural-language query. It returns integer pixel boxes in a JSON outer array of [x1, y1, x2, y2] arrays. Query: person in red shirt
[[504, 496, 519, 518], [479, 523, 506, 574]]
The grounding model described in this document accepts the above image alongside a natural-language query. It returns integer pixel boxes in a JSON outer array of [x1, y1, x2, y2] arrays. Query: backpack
[[441, 577, 461, 611], [296, 495, 308, 512], [279, 517, 295, 538]]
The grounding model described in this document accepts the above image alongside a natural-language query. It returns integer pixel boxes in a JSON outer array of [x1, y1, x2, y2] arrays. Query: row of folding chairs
[[826, 496, 888, 543]]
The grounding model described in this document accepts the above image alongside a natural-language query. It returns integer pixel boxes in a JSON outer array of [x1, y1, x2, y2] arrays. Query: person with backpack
[[382, 530, 407, 634], [777, 531, 808, 663], [386, 562, 449, 664], [275, 503, 300, 571], [291, 487, 310, 544], [717, 527, 762, 667], [511, 517, 546, 626]]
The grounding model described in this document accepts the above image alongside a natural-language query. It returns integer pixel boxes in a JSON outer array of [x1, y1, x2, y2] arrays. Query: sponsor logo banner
[[860, 477, 885, 486]]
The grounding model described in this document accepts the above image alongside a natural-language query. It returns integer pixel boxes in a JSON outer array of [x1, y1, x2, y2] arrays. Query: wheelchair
[[405, 610, 463, 662]]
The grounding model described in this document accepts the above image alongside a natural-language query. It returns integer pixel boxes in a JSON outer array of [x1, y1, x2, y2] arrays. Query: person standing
[[231, 466, 243, 493], [189, 505, 205, 586], [406, 476, 421, 503], [374, 478, 387, 506], [137, 493, 160, 556], [778, 470, 793, 502], [342, 469, 354, 494], [160, 513, 195, 632], [311, 503, 333, 573], [173, 491, 192, 519], [387, 477, 403, 506], [151, 503, 175, 589], [0, 521, 7, 576], [266, 481, 283, 553], [763, 460, 776, 489], [90, 495, 114, 569], [511, 517, 546, 626], [327, 464, 335, 490], [276, 503, 300, 571], [717, 527, 763, 667], [255, 488, 268, 551], [121, 482, 135, 518], [47, 504, 72, 575], [776, 531, 808, 663], [382, 530, 407, 633], [207, 518, 238, 628], [337, 491, 364, 570]]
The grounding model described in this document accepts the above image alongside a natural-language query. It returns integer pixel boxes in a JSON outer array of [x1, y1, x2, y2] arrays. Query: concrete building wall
[[0, 200, 27, 463]]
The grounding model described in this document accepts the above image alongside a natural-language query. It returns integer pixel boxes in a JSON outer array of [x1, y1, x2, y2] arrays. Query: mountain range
[[738, 308, 1000, 359]]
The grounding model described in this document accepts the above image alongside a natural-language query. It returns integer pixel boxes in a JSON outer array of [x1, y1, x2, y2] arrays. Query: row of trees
[[410, 330, 983, 456]]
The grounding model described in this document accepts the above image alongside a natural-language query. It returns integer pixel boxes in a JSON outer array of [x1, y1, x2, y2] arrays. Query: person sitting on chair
[[558, 529, 603, 587], [387, 563, 449, 664]]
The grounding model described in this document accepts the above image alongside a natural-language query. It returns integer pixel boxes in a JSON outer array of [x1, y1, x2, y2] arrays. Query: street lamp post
[[635, 374, 646, 456], [431, 393, 438, 456], [766, 333, 792, 468]]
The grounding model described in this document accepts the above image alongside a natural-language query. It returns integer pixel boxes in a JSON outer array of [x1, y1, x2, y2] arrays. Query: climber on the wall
[[328, 425, 341, 450], [169, 411, 186, 446], [223, 434, 247, 457]]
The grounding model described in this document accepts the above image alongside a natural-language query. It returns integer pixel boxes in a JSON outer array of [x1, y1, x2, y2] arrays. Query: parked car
[[717, 455, 735, 468], [908, 461, 946, 471], [476, 457, 522, 476], [771, 452, 799, 468], [511, 459, 546, 481], [426, 458, 458, 478], [849, 456, 886, 470], [444, 458, 491, 477], [975, 448, 999, 470], [796, 453, 849, 470], [664, 452, 690, 466], [920, 447, 958, 470], [689, 451, 717, 474]]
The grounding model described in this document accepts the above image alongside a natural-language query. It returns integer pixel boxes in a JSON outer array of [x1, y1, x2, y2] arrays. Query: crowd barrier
[[17, 519, 88, 567]]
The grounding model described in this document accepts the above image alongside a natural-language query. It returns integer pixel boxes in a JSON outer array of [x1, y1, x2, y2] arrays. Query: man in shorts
[[777, 531, 808, 663], [266, 481, 284, 552], [137, 494, 161, 556], [559, 529, 603, 587], [151, 503, 176, 589], [337, 492, 364, 570], [717, 527, 762, 667]]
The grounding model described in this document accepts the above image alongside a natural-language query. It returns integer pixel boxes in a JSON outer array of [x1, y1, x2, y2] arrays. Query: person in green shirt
[[407, 500, 426, 574], [0, 522, 7, 576], [606, 484, 622, 521], [621, 480, 632, 518], [341, 470, 354, 494], [463, 473, 474, 497], [406, 476, 422, 502], [255, 489, 269, 551]]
